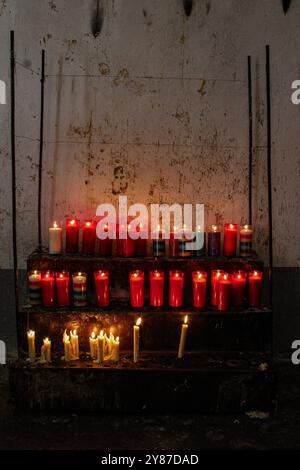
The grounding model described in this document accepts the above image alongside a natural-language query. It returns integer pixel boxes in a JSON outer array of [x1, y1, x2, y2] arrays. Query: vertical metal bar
[[247, 55, 253, 224], [266, 44, 273, 356], [38, 49, 45, 250], [10, 30, 20, 350]]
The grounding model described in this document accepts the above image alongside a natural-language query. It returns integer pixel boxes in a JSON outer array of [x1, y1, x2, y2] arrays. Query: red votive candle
[[96, 223, 113, 256], [248, 270, 263, 307], [82, 220, 96, 254], [94, 270, 109, 307], [169, 226, 179, 257], [192, 271, 207, 308], [169, 271, 184, 307], [150, 270, 165, 307], [41, 271, 55, 307], [116, 224, 123, 256], [217, 273, 232, 311], [223, 223, 238, 257], [136, 223, 148, 256], [210, 269, 224, 306], [122, 224, 136, 257], [56, 271, 70, 307], [66, 218, 80, 253], [129, 270, 144, 307], [232, 270, 246, 306]]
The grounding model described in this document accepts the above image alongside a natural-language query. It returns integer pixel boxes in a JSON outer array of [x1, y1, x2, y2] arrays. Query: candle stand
[[9, 251, 275, 412], [8, 35, 275, 413]]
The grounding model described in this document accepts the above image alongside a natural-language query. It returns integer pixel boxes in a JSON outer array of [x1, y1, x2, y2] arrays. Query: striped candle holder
[[72, 272, 88, 307], [239, 224, 253, 257], [28, 270, 41, 306]]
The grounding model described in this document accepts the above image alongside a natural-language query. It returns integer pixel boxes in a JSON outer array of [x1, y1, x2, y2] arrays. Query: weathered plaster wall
[[0, 0, 299, 270]]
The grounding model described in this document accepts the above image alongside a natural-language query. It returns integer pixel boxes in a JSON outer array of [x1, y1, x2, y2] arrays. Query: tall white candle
[[27, 330, 36, 362], [49, 221, 62, 254], [178, 315, 188, 359], [41, 337, 51, 362], [70, 329, 79, 359], [111, 336, 120, 362], [133, 317, 141, 363], [97, 330, 105, 363], [89, 331, 98, 359]]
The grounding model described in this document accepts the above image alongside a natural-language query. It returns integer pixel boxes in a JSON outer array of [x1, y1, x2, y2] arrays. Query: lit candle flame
[[254, 271, 258, 277], [198, 272, 202, 279], [99, 330, 104, 338], [175, 272, 179, 278], [53, 221, 58, 228], [70, 219, 75, 225], [136, 317, 142, 327], [28, 330, 35, 337], [91, 331, 96, 339], [184, 315, 188, 324], [34, 270, 37, 275], [244, 224, 248, 230], [116, 336, 119, 343], [230, 224, 234, 229], [212, 224, 217, 232], [86, 221, 91, 227]]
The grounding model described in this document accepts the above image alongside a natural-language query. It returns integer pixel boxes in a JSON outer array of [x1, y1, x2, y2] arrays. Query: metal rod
[[247, 55, 253, 224], [10, 30, 20, 349], [266, 44, 273, 355], [38, 49, 45, 250]]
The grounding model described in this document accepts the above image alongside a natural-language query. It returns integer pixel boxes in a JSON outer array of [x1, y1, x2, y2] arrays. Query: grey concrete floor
[[0, 363, 300, 450]]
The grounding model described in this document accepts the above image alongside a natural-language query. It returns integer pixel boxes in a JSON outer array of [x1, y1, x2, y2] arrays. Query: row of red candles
[[29, 269, 263, 310], [49, 219, 252, 257]]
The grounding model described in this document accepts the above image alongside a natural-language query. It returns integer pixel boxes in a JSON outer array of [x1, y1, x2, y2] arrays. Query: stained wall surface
[[0, 1, 299, 356]]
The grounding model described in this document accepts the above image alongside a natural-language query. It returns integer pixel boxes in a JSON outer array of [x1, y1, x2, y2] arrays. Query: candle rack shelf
[[9, 352, 276, 412], [28, 249, 263, 273], [18, 305, 271, 356]]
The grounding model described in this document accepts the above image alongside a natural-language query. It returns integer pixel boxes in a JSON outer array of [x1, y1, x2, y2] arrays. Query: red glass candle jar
[[122, 224, 136, 257], [217, 273, 232, 311], [136, 223, 148, 256], [232, 270, 246, 306], [169, 271, 184, 307], [94, 270, 110, 307], [56, 271, 70, 307], [129, 270, 144, 307], [96, 223, 113, 256], [82, 220, 96, 254], [223, 223, 238, 257], [192, 271, 207, 308], [248, 270, 263, 307], [210, 269, 224, 306], [150, 270, 164, 307], [116, 224, 123, 256], [169, 226, 179, 257], [66, 218, 80, 253], [41, 271, 55, 307]]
